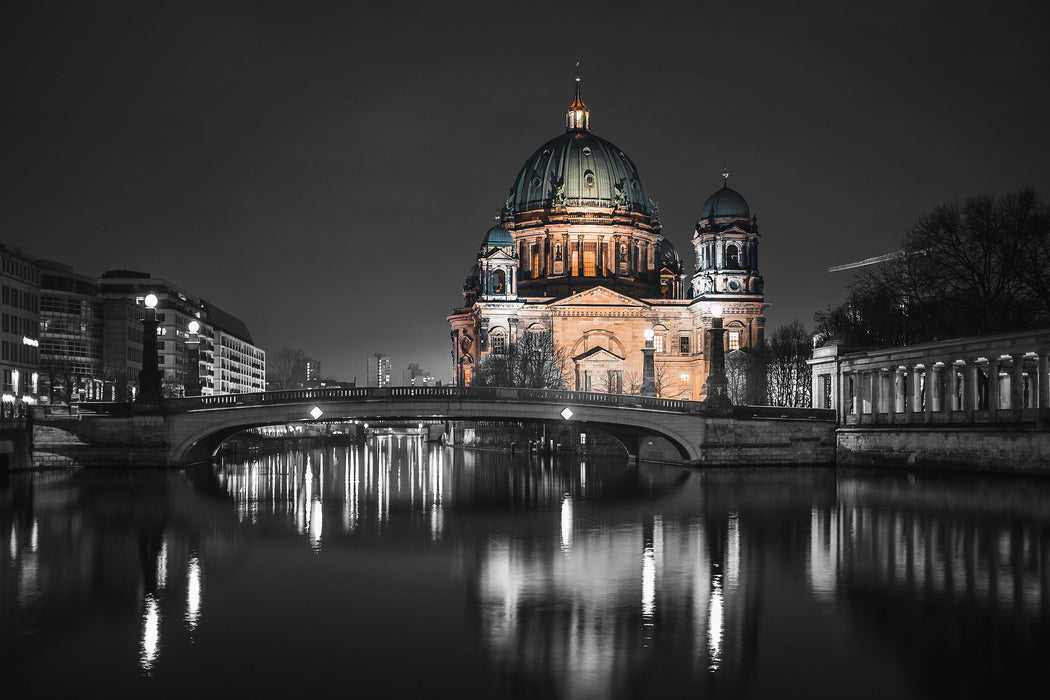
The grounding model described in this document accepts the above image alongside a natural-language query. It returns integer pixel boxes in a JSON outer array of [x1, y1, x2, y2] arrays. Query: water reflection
[[1, 439, 1048, 698]]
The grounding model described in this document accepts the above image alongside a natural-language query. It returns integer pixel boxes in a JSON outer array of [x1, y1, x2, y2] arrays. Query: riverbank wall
[[837, 426, 1050, 474]]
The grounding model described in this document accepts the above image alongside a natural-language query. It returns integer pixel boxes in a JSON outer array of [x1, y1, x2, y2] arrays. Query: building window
[[654, 334, 664, 353], [679, 336, 690, 354], [728, 331, 740, 351], [726, 245, 739, 269], [492, 334, 506, 354]]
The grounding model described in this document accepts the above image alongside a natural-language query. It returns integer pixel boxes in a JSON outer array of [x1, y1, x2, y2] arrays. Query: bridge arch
[[164, 387, 703, 466]]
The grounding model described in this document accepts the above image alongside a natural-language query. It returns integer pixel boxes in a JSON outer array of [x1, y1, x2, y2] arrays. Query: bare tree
[[815, 189, 1050, 347], [267, 348, 307, 390], [622, 361, 690, 398], [472, 331, 568, 389], [765, 320, 812, 407]]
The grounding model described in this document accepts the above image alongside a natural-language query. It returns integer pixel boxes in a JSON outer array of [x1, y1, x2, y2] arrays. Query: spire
[[566, 61, 589, 132], [722, 165, 729, 188]]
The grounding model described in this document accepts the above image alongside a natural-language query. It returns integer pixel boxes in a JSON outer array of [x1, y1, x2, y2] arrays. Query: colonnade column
[[887, 368, 899, 424], [966, 361, 979, 418], [871, 369, 882, 424], [987, 356, 1000, 418], [947, 361, 959, 418], [924, 366, 934, 423], [1038, 352, 1050, 425], [904, 365, 915, 421], [1011, 354, 1026, 413]]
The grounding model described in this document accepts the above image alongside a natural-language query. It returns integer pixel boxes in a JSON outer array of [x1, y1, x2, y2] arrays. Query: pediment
[[549, 285, 648, 308], [572, 345, 626, 363], [482, 248, 516, 261]]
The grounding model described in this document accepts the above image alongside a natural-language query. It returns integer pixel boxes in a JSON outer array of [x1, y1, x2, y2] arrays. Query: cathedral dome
[[505, 131, 654, 216], [658, 238, 681, 271], [482, 224, 514, 248], [701, 185, 750, 220]]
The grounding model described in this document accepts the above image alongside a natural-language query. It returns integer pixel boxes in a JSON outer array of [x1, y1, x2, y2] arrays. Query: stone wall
[[837, 427, 1050, 474], [688, 417, 837, 466]]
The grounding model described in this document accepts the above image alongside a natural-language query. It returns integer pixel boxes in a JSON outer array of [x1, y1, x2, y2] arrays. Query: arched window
[[492, 269, 506, 294], [726, 245, 739, 269]]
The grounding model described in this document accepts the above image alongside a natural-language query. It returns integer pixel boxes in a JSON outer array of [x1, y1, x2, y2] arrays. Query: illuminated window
[[654, 335, 664, 352], [728, 332, 740, 351], [583, 243, 597, 276]]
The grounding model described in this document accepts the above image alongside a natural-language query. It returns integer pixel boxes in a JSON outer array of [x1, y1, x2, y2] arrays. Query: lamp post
[[135, 293, 163, 408], [185, 320, 201, 397], [641, 328, 656, 397], [702, 304, 733, 412]]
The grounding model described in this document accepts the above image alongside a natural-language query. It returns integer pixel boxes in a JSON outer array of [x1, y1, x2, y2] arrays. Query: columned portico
[[809, 328, 1050, 427]]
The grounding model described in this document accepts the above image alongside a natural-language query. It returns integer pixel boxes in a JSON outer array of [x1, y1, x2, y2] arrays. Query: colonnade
[[843, 353, 1049, 424], [808, 330, 1050, 426]]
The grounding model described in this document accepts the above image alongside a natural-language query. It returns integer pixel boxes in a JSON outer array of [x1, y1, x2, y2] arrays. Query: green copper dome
[[482, 224, 514, 248], [701, 185, 750, 220], [505, 131, 655, 217]]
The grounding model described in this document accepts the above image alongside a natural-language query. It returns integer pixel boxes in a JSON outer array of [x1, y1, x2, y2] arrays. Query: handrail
[[162, 385, 706, 414]]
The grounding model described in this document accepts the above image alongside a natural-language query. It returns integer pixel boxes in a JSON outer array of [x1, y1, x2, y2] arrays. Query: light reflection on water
[[1, 438, 1048, 698]]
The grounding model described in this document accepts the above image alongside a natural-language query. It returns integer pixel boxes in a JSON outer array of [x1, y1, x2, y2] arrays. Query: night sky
[[3, 1, 1048, 384]]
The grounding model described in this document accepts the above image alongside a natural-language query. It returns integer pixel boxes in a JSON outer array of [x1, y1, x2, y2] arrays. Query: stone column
[[1038, 352, 1049, 408], [947, 361, 959, 418], [871, 369, 881, 424], [887, 369, 898, 424], [987, 356, 1000, 419], [923, 366, 934, 423], [1038, 352, 1049, 426], [1011, 354, 1026, 413], [964, 360, 978, 420], [903, 365, 915, 421]]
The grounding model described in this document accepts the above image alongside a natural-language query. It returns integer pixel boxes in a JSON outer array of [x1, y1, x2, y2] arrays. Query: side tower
[[689, 170, 767, 403], [691, 170, 763, 300]]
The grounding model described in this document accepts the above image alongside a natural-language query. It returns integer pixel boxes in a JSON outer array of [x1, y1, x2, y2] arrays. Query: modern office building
[[0, 244, 41, 401], [97, 270, 264, 399], [403, 363, 436, 387], [367, 353, 392, 388], [37, 260, 104, 402]]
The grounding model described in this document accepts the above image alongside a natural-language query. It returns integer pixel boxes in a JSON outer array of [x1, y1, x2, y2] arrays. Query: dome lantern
[[566, 63, 589, 132]]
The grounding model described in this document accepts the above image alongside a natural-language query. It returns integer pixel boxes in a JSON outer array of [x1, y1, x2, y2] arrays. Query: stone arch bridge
[[35, 386, 836, 468]]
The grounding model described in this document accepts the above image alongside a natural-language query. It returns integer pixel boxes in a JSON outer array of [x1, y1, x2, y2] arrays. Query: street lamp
[[641, 328, 656, 397], [185, 320, 201, 397], [135, 293, 163, 408], [702, 304, 732, 412]]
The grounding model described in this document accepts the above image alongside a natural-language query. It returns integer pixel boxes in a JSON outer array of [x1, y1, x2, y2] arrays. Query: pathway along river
[[2, 436, 1048, 698]]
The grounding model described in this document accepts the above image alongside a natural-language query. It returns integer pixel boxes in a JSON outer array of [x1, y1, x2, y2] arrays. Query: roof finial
[[722, 165, 729, 188]]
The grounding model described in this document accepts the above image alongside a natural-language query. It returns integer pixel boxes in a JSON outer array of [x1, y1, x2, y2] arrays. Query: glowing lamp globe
[[711, 304, 724, 318], [144, 293, 159, 309], [188, 320, 200, 334], [644, 328, 655, 341]]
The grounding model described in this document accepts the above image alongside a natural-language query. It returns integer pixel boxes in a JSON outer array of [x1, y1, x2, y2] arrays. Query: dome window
[[531, 177, 541, 188], [584, 170, 596, 189], [582, 146, 592, 156]]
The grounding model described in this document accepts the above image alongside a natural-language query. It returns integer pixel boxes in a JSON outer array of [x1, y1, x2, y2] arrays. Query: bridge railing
[[162, 386, 704, 414]]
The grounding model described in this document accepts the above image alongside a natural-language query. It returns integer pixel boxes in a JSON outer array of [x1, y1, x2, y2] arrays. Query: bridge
[[31, 386, 836, 468]]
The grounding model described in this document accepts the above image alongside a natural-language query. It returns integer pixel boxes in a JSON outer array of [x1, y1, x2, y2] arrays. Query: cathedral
[[448, 76, 766, 400]]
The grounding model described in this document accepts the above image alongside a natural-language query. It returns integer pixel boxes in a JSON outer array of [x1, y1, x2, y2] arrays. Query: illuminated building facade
[[98, 270, 264, 399], [38, 260, 104, 401], [0, 244, 41, 402], [367, 353, 391, 388], [448, 78, 766, 398]]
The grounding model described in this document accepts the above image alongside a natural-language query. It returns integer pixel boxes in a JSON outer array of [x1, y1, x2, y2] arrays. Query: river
[[2, 435, 1048, 698]]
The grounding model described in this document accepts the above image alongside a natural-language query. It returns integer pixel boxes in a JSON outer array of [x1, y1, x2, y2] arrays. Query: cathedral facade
[[448, 78, 766, 400]]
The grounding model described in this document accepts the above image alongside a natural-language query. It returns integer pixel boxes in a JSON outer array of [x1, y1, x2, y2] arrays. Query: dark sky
[[3, 1, 1048, 384]]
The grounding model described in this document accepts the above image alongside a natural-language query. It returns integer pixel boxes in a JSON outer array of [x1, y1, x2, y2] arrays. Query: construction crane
[[827, 250, 904, 273]]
